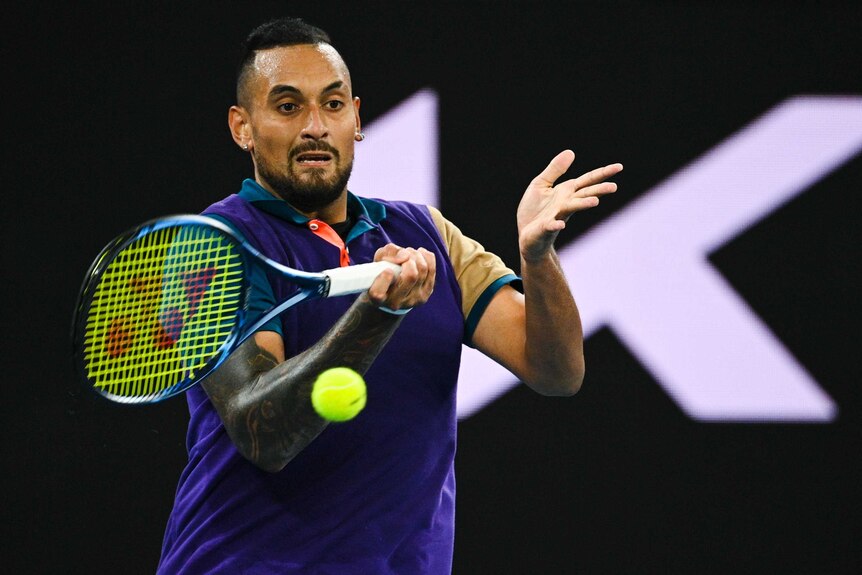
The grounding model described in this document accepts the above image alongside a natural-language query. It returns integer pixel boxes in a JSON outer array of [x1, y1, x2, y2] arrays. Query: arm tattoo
[[202, 295, 403, 472]]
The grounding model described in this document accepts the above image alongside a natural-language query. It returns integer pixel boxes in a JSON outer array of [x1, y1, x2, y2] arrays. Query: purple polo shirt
[[158, 180, 515, 574]]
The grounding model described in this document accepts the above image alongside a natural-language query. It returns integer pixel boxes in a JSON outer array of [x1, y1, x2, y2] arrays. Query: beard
[[255, 141, 354, 213]]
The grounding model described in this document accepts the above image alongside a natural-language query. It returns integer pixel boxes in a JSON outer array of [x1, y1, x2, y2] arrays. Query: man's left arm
[[472, 150, 622, 396]]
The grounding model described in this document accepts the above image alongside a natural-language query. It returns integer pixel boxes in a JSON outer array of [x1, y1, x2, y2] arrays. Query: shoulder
[[382, 203, 521, 340], [372, 198, 436, 224], [202, 193, 250, 219], [201, 195, 280, 246]]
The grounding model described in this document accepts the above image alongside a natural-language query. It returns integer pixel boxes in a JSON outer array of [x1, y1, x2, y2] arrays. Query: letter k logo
[[352, 93, 862, 422]]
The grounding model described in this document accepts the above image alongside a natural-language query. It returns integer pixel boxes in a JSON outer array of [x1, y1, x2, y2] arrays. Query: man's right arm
[[201, 245, 435, 472]]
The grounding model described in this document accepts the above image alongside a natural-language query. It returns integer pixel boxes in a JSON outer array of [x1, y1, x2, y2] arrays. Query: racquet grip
[[324, 261, 402, 297]]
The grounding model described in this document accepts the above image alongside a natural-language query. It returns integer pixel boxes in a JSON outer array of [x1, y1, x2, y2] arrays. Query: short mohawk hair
[[236, 17, 334, 105]]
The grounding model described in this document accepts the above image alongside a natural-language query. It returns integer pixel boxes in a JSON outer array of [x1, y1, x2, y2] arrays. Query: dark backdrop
[[5, 2, 860, 573]]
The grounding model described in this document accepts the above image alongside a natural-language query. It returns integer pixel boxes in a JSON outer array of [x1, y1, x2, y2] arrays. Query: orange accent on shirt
[[308, 219, 350, 267]]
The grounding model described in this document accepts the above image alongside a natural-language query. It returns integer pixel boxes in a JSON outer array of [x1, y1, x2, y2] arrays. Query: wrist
[[519, 247, 558, 266]]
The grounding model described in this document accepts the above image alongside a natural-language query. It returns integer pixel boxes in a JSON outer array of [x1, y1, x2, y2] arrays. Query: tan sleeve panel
[[428, 206, 517, 319]]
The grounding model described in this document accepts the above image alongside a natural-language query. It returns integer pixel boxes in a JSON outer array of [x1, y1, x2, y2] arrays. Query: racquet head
[[72, 215, 250, 403]]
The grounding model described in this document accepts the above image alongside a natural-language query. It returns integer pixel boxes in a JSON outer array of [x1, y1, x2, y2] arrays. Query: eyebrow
[[268, 81, 347, 100]]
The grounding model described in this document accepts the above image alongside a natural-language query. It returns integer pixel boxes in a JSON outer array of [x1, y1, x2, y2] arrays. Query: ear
[[353, 97, 362, 135], [228, 105, 252, 151]]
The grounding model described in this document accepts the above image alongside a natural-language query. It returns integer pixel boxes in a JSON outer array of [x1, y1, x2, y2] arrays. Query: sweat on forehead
[[240, 44, 352, 106]]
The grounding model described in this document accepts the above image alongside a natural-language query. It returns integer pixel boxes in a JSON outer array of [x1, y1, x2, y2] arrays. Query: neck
[[256, 178, 350, 224], [296, 192, 349, 224]]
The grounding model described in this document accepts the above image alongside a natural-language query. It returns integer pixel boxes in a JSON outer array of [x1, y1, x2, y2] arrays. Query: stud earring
[[242, 143, 249, 151], [354, 132, 366, 142]]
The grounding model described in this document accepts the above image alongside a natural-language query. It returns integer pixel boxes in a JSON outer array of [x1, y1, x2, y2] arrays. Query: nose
[[301, 106, 328, 140]]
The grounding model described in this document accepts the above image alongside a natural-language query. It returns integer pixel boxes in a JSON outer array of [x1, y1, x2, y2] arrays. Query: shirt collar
[[237, 179, 386, 242]]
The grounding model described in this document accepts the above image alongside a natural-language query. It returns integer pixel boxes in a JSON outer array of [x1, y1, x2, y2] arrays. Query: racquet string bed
[[82, 225, 244, 399]]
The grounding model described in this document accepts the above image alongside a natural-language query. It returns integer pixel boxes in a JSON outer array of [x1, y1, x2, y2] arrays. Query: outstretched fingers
[[555, 164, 622, 215], [557, 162, 623, 206], [572, 163, 624, 191]]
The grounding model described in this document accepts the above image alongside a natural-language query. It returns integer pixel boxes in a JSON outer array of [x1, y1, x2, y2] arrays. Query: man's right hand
[[367, 244, 436, 313]]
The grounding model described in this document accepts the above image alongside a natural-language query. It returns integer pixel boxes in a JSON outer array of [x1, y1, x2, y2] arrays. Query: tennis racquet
[[72, 214, 400, 404]]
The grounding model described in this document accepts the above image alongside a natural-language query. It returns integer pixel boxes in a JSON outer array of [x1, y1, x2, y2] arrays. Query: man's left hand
[[517, 150, 622, 262]]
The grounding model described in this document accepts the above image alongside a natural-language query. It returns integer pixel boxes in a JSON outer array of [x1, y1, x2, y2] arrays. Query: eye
[[278, 102, 299, 113], [324, 100, 345, 111]]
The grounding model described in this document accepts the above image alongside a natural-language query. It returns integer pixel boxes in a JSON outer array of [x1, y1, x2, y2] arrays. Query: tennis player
[[157, 16, 621, 574]]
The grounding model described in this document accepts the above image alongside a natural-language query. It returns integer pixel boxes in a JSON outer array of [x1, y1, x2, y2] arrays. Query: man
[[158, 16, 622, 574]]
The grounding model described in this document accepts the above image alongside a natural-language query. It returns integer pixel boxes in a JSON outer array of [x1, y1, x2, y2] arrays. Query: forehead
[[251, 44, 351, 94]]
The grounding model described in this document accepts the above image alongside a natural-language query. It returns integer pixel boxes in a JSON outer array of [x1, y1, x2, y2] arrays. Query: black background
[[5, 1, 861, 573]]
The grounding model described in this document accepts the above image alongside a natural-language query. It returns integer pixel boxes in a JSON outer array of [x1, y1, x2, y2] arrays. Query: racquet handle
[[324, 261, 402, 297]]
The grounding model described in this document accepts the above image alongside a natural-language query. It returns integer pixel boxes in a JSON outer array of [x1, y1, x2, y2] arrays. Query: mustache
[[289, 141, 340, 160]]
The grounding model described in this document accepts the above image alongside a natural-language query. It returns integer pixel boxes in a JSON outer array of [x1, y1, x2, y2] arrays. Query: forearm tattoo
[[202, 296, 403, 472]]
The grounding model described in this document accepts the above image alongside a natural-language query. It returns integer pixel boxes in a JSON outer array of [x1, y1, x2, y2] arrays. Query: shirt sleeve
[[427, 206, 522, 346], [203, 214, 283, 336]]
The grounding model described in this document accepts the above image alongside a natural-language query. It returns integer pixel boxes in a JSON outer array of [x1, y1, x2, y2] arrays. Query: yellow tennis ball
[[311, 367, 367, 422]]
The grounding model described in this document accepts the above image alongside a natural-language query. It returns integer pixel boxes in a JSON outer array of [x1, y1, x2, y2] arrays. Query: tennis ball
[[311, 367, 367, 422]]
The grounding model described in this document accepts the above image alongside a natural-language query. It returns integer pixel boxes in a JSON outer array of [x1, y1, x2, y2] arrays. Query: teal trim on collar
[[345, 193, 382, 243], [238, 178, 386, 242], [348, 191, 386, 225], [238, 179, 308, 224]]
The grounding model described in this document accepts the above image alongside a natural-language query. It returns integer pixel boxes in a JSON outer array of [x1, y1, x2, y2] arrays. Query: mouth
[[295, 151, 334, 166]]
